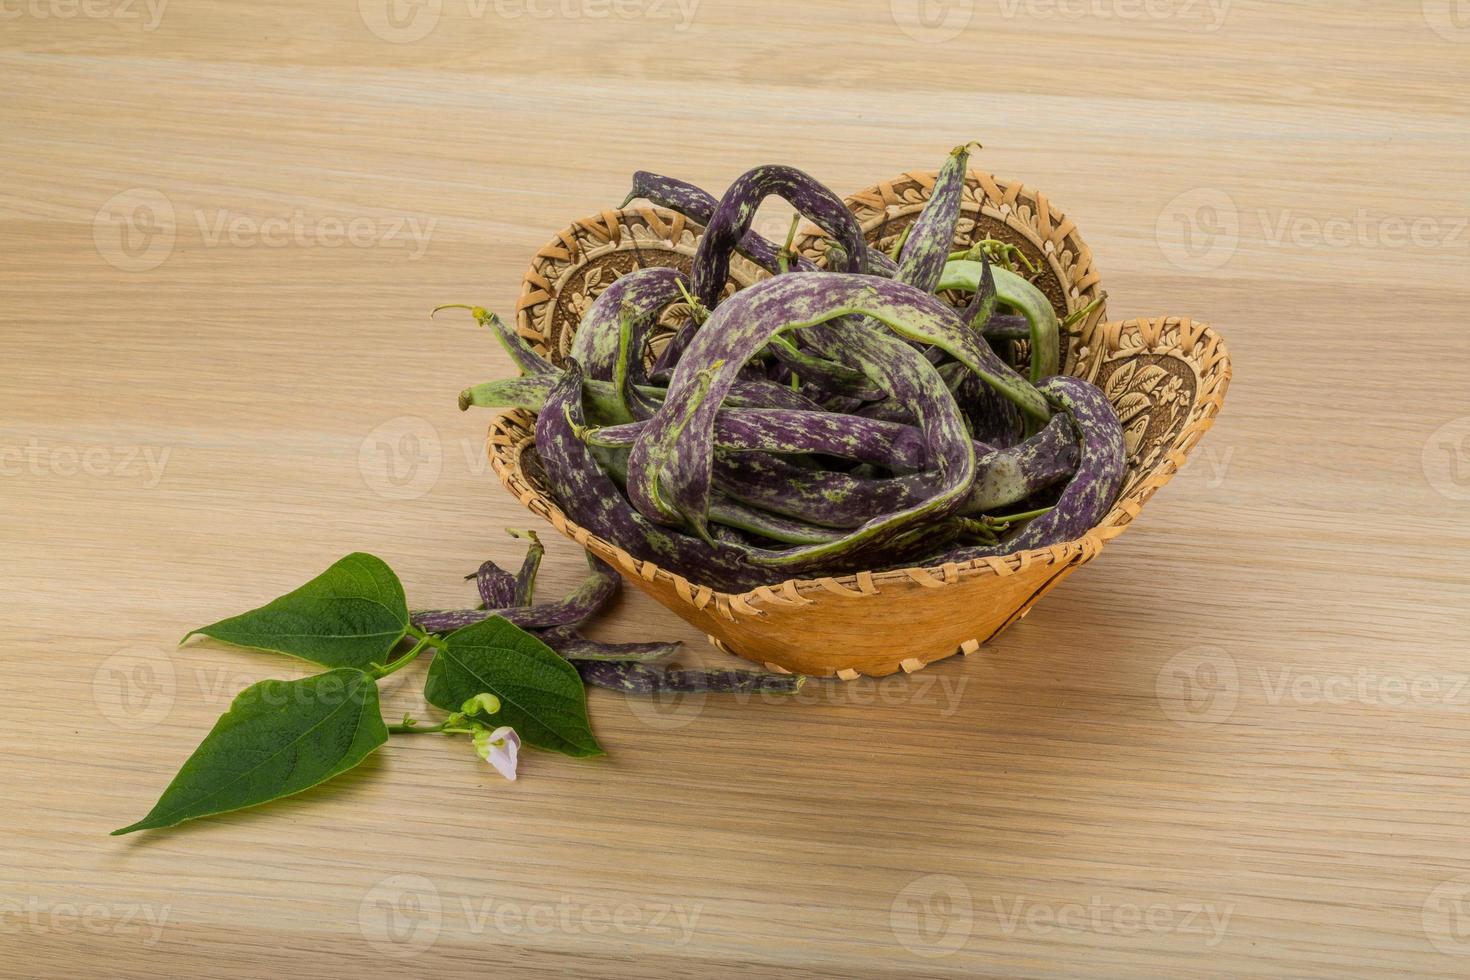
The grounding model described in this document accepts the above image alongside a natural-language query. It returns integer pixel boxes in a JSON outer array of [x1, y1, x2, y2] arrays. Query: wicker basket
[[493, 171, 1232, 678]]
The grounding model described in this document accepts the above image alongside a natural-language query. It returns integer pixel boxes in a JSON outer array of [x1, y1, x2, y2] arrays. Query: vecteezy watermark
[[358, 415, 444, 501], [889, 0, 975, 43], [191, 208, 436, 257], [0, 438, 172, 487], [0, 898, 171, 944], [356, 415, 502, 501], [1155, 646, 1239, 728], [1157, 188, 1470, 272], [93, 188, 176, 273], [1424, 875, 1470, 956], [93, 189, 437, 272], [1423, 0, 1470, 43], [93, 647, 177, 731], [992, 895, 1234, 947], [0, 0, 168, 30], [358, 0, 699, 43], [359, 875, 444, 959], [890, 874, 974, 957], [994, 0, 1230, 32], [358, 874, 702, 958], [1158, 647, 1470, 728], [1423, 416, 1470, 502], [617, 657, 971, 732], [1155, 188, 1240, 273]]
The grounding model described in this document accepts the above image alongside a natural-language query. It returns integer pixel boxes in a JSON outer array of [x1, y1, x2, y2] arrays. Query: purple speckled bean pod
[[467, 559, 517, 610], [591, 441, 846, 546], [538, 626, 680, 664], [459, 372, 823, 426], [963, 411, 1079, 513], [897, 144, 971, 292], [933, 375, 1125, 561], [570, 266, 688, 383], [475, 310, 556, 377], [575, 660, 805, 695], [709, 412, 1075, 528], [585, 408, 952, 472], [614, 303, 663, 420], [961, 250, 997, 330], [712, 452, 936, 529], [764, 335, 885, 401], [508, 529, 544, 606], [412, 550, 624, 634], [689, 165, 873, 309], [625, 170, 898, 280], [983, 314, 1030, 342], [531, 360, 772, 590], [624, 171, 818, 276]]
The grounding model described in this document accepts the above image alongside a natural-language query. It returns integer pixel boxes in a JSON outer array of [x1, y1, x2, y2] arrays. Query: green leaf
[[113, 669, 388, 835], [424, 617, 602, 758], [184, 552, 409, 669]]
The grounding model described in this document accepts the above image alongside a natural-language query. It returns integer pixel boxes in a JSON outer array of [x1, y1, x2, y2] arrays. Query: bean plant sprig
[[116, 543, 801, 835]]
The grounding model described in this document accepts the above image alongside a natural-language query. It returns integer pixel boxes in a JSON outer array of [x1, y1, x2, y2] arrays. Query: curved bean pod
[[569, 266, 687, 382], [575, 661, 805, 695], [539, 626, 680, 664], [940, 260, 1060, 383], [531, 360, 772, 590], [468, 559, 517, 610], [897, 144, 971, 292], [689, 165, 872, 309], [933, 375, 1124, 560]]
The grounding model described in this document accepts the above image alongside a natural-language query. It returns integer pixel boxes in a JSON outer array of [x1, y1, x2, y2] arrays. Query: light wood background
[[4, 1, 1470, 976]]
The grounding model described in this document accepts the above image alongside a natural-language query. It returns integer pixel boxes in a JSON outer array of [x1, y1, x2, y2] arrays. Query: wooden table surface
[[5, 1, 1469, 976]]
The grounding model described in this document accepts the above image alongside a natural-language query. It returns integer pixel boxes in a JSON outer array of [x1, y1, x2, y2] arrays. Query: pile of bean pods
[[458, 146, 1126, 593]]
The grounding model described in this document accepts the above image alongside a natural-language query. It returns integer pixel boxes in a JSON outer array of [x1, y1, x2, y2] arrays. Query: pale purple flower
[[472, 725, 520, 781]]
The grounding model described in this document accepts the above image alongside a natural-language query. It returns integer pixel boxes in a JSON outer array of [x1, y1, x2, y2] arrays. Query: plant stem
[[388, 721, 448, 735], [373, 635, 432, 680], [991, 505, 1056, 523]]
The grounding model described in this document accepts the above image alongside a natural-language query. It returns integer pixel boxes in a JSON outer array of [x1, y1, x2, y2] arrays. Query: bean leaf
[[113, 668, 388, 835], [184, 552, 409, 669], [424, 617, 602, 758]]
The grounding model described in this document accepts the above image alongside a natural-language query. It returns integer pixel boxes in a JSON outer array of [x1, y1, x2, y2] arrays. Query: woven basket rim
[[494, 172, 1232, 617]]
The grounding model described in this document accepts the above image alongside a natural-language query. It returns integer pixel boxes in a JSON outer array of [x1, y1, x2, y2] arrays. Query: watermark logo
[[94, 188, 176, 273], [0, 0, 169, 30], [0, 898, 171, 943], [994, 895, 1233, 946], [359, 416, 443, 500], [193, 208, 435, 257], [93, 647, 176, 731], [0, 439, 172, 487], [1423, 416, 1470, 502], [1158, 188, 1469, 272], [995, 0, 1230, 31], [623, 686, 708, 730], [1423, 0, 1470, 42], [360, 0, 698, 41], [1156, 188, 1239, 272], [890, 874, 973, 957], [359, 874, 443, 958], [1156, 646, 1238, 728], [1424, 875, 1470, 955], [890, 0, 975, 42], [359, 0, 443, 41]]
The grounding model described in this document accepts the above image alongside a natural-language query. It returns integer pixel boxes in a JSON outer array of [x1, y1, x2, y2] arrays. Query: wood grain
[[3, 1, 1469, 976]]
